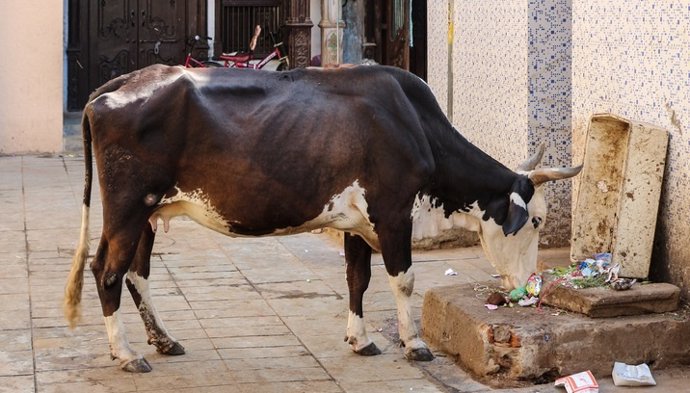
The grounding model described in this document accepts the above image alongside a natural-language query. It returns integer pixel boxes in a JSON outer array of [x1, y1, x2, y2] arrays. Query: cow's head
[[477, 144, 582, 289]]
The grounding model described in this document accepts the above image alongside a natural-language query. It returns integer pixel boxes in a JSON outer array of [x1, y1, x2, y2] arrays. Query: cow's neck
[[426, 128, 518, 218]]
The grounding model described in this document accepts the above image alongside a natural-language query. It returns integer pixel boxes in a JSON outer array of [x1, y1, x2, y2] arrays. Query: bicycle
[[184, 25, 289, 71], [183, 35, 220, 68]]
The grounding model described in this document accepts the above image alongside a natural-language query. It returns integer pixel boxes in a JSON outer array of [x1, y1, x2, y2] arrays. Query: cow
[[64, 64, 581, 373]]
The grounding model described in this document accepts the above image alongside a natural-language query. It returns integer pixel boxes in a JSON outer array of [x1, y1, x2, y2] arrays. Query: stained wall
[[427, 0, 574, 246], [571, 1, 690, 295]]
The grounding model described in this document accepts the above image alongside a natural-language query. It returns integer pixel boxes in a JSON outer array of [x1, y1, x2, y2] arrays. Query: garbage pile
[[484, 252, 638, 310], [546, 252, 637, 291]]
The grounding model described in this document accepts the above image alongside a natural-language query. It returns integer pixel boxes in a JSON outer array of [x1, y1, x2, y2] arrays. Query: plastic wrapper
[[525, 274, 542, 297], [554, 370, 598, 393], [612, 362, 656, 386], [509, 287, 527, 302]]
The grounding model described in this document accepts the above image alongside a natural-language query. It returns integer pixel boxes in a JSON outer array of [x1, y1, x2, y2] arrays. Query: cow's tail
[[64, 110, 93, 329]]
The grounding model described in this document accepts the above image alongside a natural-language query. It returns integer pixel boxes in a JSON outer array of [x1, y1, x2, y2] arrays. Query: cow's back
[[84, 64, 438, 232]]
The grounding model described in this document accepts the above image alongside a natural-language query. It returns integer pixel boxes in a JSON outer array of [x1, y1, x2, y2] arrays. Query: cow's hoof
[[404, 347, 434, 361], [355, 342, 382, 356], [121, 358, 152, 373], [158, 341, 185, 356]]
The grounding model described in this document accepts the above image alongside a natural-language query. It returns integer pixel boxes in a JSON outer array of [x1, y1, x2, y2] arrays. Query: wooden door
[[67, 0, 203, 110], [89, 0, 186, 90]]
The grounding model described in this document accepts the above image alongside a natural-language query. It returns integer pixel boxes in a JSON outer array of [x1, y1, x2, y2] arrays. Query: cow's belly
[[148, 182, 380, 249]]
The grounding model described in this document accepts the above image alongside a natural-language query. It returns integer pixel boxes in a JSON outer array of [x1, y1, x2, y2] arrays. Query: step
[[421, 282, 690, 387]]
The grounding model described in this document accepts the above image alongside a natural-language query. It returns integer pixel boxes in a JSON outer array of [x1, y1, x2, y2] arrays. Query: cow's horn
[[517, 142, 546, 172], [529, 165, 583, 186]]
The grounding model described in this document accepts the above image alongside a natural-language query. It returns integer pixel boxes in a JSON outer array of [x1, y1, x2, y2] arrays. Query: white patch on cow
[[273, 180, 380, 249], [410, 194, 481, 241], [346, 311, 373, 351], [476, 187, 547, 289], [127, 272, 177, 347], [150, 186, 231, 236], [100, 73, 182, 110], [104, 309, 141, 363], [509, 192, 527, 210], [387, 270, 427, 353]]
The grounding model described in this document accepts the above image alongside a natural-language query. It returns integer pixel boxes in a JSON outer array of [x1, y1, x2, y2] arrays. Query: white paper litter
[[444, 268, 458, 276], [612, 362, 656, 386], [554, 370, 598, 393]]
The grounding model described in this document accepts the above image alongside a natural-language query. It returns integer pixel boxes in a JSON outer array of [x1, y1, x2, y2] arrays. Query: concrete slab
[[421, 282, 690, 388], [540, 282, 680, 318]]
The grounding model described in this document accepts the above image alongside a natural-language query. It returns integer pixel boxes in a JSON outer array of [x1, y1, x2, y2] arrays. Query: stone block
[[421, 283, 690, 386], [540, 282, 680, 318], [571, 114, 668, 278]]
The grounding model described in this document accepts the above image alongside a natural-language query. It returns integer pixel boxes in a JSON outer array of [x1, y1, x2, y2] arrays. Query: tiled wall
[[427, 0, 575, 246], [571, 1, 690, 293]]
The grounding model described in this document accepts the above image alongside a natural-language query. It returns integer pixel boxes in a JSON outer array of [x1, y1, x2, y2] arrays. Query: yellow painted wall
[[0, 1, 63, 153]]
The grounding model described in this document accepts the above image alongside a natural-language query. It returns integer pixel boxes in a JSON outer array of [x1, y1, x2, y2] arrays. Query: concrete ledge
[[421, 283, 690, 387], [540, 282, 680, 318]]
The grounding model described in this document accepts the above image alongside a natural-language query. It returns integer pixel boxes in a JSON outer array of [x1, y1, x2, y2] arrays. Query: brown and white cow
[[64, 64, 580, 372]]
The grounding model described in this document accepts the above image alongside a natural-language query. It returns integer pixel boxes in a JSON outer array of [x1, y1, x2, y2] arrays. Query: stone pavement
[[2, 154, 689, 393]]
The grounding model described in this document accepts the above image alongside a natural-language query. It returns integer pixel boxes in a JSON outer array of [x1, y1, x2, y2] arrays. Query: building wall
[[427, 0, 575, 246], [0, 1, 63, 154], [571, 1, 690, 295]]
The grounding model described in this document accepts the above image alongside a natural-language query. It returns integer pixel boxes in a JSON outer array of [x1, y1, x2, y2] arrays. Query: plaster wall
[[0, 1, 63, 154], [427, 0, 574, 246], [571, 1, 690, 294]]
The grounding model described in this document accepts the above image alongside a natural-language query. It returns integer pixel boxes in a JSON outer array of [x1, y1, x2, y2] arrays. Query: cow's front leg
[[125, 226, 185, 356], [379, 222, 434, 361], [344, 233, 381, 356], [92, 236, 152, 373], [387, 269, 433, 360]]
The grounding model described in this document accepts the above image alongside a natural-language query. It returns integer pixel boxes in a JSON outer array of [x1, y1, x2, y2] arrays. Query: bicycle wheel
[[276, 59, 288, 71]]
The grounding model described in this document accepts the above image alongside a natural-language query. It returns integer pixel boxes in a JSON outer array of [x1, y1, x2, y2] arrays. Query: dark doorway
[[67, 0, 207, 111], [409, 0, 427, 80], [363, 0, 426, 80]]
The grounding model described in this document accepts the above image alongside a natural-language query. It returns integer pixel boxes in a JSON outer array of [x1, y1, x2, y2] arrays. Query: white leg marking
[[346, 311, 373, 351], [388, 271, 427, 351], [127, 272, 177, 348], [104, 310, 141, 363]]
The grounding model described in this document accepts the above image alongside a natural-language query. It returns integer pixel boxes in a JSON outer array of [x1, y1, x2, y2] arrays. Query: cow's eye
[[532, 216, 542, 228]]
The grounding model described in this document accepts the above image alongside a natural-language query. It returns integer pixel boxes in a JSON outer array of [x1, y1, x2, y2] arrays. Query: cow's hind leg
[[378, 221, 434, 361], [125, 225, 185, 356], [91, 234, 152, 373], [344, 233, 381, 356]]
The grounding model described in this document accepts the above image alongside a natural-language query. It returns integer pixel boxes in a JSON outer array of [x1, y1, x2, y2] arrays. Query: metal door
[[89, 0, 186, 90]]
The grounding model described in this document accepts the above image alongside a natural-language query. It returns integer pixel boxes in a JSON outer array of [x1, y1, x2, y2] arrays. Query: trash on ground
[[518, 296, 539, 307], [484, 304, 498, 310], [612, 362, 656, 386], [486, 292, 507, 306], [444, 268, 458, 276], [554, 370, 598, 393], [547, 252, 640, 291], [525, 273, 542, 296], [509, 286, 527, 302], [611, 278, 637, 291]]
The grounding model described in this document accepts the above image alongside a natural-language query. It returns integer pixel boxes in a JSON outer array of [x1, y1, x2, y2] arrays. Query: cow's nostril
[[532, 216, 542, 228]]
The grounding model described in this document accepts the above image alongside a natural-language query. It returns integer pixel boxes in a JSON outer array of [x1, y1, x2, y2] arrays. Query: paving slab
[[422, 282, 690, 388], [4, 153, 690, 392]]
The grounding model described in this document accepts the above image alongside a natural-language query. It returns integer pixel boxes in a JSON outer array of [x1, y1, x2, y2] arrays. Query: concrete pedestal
[[422, 283, 690, 387]]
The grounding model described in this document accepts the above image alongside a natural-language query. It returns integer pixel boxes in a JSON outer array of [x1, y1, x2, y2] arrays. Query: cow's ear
[[502, 197, 529, 236]]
